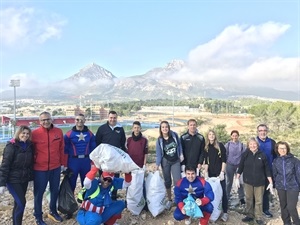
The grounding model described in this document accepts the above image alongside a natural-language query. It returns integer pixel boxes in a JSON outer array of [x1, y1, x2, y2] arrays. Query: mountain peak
[[164, 59, 185, 70], [67, 63, 116, 82]]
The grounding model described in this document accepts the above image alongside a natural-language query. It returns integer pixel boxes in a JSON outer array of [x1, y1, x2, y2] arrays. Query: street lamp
[[10, 79, 20, 132], [172, 92, 174, 126]]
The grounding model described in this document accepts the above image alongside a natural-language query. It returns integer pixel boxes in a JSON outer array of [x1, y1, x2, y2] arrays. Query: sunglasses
[[103, 177, 112, 183], [75, 119, 84, 122]]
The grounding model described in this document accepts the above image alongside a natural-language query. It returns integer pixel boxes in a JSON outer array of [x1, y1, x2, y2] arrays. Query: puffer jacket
[[272, 153, 300, 191], [0, 139, 34, 186], [32, 124, 66, 171]]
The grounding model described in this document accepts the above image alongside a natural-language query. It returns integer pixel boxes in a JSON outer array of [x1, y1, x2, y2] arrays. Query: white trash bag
[[145, 171, 166, 217], [89, 144, 139, 173], [127, 169, 145, 215], [206, 177, 223, 222]]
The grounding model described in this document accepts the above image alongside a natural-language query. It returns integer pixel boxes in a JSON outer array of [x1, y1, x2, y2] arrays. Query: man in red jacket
[[32, 112, 67, 225]]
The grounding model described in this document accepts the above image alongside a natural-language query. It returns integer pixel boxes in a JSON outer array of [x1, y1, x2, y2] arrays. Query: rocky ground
[[0, 165, 299, 225]]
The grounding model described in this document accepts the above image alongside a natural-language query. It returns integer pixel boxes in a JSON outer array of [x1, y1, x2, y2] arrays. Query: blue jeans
[[34, 167, 61, 219], [161, 158, 181, 189]]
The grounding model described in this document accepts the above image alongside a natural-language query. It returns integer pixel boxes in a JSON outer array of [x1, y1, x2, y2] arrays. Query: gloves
[[180, 154, 184, 162], [234, 178, 240, 188], [204, 171, 209, 180], [219, 171, 225, 181], [195, 198, 202, 206], [196, 168, 200, 176], [83, 177, 92, 189], [0, 186, 6, 194], [266, 183, 274, 195], [181, 165, 186, 172]]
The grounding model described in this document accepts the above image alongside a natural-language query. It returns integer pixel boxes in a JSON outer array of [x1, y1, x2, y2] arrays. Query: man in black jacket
[[95, 110, 126, 200], [180, 119, 205, 172]]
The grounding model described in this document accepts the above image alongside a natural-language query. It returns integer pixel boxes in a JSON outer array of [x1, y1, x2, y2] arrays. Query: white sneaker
[[185, 218, 191, 225], [221, 213, 228, 222]]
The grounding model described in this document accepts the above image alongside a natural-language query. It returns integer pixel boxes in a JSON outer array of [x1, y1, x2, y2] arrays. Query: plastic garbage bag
[[58, 175, 78, 214]]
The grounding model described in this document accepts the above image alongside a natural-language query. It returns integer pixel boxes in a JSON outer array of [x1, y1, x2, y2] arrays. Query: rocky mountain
[[65, 63, 116, 82], [1, 61, 298, 101]]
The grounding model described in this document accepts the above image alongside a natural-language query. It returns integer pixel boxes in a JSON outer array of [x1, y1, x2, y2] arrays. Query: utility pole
[[172, 92, 174, 126]]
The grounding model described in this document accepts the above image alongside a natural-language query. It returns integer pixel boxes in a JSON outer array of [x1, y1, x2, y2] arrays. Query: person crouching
[[173, 166, 214, 225], [76, 169, 132, 225]]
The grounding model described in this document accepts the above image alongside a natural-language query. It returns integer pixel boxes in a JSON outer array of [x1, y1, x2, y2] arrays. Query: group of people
[[155, 120, 300, 225], [0, 110, 147, 225], [0, 111, 299, 225]]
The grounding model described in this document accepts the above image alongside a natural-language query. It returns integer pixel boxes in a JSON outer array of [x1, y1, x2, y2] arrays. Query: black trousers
[[277, 189, 300, 225], [7, 182, 28, 225]]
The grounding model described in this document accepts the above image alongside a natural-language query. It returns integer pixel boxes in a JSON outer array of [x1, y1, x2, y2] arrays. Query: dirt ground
[[0, 167, 299, 225]]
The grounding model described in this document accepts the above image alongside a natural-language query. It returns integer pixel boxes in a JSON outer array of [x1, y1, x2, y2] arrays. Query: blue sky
[[0, 0, 299, 92]]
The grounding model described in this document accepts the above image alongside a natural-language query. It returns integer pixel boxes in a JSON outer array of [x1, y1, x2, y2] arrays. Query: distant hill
[[0, 60, 297, 101]]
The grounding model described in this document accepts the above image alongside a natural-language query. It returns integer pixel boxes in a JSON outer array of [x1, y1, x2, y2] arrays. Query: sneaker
[[165, 200, 173, 210], [48, 211, 63, 222], [185, 218, 191, 225], [255, 220, 265, 225], [263, 210, 273, 218], [221, 213, 228, 222], [242, 216, 254, 222], [35, 218, 48, 225]]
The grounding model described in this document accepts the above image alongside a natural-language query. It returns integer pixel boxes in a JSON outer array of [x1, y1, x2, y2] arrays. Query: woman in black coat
[[0, 125, 34, 225]]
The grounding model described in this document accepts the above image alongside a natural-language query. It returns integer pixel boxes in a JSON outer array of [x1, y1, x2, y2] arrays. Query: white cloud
[[9, 73, 41, 87], [185, 22, 298, 91], [0, 7, 67, 47]]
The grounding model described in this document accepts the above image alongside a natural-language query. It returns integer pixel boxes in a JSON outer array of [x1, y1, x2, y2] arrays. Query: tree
[[213, 124, 230, 144]]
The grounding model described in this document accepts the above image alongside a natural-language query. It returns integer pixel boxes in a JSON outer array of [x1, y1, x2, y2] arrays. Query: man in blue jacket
[[174, 166, 214, 225], [256, 124, 276, 218]]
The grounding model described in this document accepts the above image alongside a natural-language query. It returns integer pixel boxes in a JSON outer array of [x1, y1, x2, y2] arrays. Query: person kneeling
[[173, 166, 214, 225], [76, 170, 131, 225]]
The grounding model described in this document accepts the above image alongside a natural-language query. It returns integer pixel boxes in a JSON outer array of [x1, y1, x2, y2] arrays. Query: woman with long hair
[[155, 121, 183, 210], [0, 125, 34, 225], [202, 129, 228, 222]]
